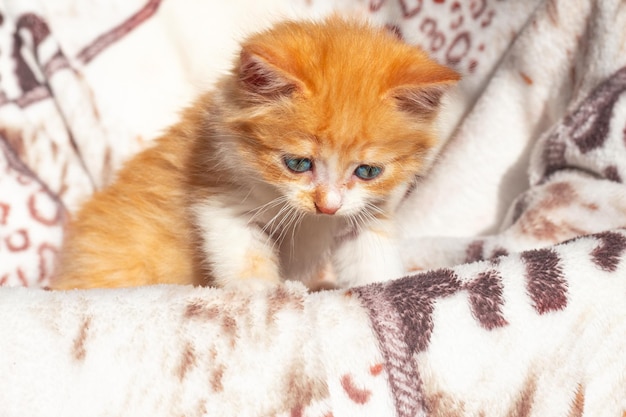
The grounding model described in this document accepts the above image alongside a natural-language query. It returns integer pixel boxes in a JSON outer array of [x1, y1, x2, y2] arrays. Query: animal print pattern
[[400, 0, 626, 272], [534, 66, 626, 185], [1, 0, 626, 416], [470, 64, 626, 263], [355, 230, 626, 416], [0, 0, 162, 286], [1, 229, 624, 416], [0, 137, 63, 286], [369, 0, 538, 77]]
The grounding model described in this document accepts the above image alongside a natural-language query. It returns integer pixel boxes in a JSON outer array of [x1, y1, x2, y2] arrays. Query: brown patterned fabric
[[1, 1, 626, 415], [355, 230, 626, 417], [0, 1, 162, 286]]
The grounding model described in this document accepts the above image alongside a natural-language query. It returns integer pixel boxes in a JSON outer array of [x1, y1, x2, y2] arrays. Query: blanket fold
[[1, 0, 626, 416], [2, 230, 625, 416]]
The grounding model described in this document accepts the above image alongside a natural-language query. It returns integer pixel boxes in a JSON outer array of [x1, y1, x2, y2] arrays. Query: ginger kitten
[[52, 17, 459, 290]]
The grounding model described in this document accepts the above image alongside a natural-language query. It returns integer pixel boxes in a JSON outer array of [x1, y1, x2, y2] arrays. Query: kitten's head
[[221, 17, 459, 217]]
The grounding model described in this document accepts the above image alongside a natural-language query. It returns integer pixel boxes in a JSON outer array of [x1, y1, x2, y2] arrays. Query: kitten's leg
[[306, 261, 339, 292], [332, 220, 405, 287], [193, 202, 281, 289]]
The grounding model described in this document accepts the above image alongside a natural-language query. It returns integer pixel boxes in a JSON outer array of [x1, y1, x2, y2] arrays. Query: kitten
[[51, 17, 459, 290]]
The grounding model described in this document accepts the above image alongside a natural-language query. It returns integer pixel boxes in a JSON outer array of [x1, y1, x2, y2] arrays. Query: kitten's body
[[52, 18, 459, 290]]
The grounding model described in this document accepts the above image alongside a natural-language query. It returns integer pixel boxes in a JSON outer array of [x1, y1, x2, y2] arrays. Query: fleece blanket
[[1, 0, 626, 416]]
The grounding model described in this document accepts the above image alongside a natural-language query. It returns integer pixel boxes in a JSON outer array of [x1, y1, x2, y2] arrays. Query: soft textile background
[[0, 0, 541, 287], [1, 2, 626, 416]]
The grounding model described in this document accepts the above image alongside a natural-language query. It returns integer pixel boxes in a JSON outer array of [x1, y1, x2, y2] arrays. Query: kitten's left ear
[[238, 47, 305, 100], [389, 65, 460, 118]]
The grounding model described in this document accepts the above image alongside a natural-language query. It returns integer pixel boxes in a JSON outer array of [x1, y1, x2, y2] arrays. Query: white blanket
[[1, 0, 625, 416]]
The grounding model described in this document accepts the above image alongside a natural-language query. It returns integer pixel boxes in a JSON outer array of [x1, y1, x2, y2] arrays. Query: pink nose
[[315, 203, 338, 215]]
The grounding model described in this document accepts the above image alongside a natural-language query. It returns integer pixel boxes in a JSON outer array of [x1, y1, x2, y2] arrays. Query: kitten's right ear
[[391, 83, 452, 117], [388, 61, 460, 119], [238, 48, 304, 100]]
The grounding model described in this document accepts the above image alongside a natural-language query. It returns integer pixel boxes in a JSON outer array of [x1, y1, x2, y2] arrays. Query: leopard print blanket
[[2, 231, 624, 416], [1, 0, 625, 416]]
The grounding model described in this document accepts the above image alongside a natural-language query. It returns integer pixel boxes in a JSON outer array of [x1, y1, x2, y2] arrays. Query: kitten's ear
[[389, 65, 460, 118], [391, 83, 453, 117], [238, 48, 304, 99]]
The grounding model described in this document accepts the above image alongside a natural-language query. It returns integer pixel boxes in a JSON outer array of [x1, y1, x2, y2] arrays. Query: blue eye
[[354, 165, 383, 180], [284, 157, 313, 173]]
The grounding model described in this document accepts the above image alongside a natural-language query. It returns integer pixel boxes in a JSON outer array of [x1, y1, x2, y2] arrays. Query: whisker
[[239, 186, 255, 205], [290, 211, 306, 260], [248, 195, 288, 216], [350, 213, 359, 232], [366, 201, 385, 216], [272, 206, 301, 254], [273, 203, 297, 233], [263, 202, 293, 237], [346, 214, 358, 233], [259, 203, 294, 254], [363, 203, 384, 228], [248, 195, 289, 225], [354, 211, 369, 233]]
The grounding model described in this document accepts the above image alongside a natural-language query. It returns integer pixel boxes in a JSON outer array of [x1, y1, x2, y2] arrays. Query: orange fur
[[52, 103, 210, 289], [52, 17, 459, 290]]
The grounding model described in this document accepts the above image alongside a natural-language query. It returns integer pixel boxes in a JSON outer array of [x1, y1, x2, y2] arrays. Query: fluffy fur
[[52, 17, 459, 290]]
